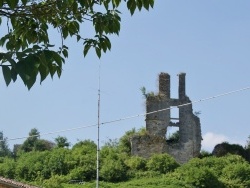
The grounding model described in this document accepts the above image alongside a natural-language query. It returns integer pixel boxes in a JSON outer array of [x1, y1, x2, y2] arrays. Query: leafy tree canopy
[[0, 131, 11, 157], [55, 136, 70, 148], [0, 0, 154, 89], [20, 128, 55, 152]]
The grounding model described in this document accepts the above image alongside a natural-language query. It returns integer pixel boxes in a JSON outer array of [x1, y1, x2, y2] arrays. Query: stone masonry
[[131, 73, 202, 164]]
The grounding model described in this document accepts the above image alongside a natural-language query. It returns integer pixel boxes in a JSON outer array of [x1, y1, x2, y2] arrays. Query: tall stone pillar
[[159, 73, 170, 98], [178, 73, 186, 100]]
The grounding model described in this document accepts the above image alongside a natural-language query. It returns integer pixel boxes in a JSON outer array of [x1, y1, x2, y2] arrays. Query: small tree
[[55, 136, 70, 148], [0, 131, 11, 157], [20, 128, 54, 152]]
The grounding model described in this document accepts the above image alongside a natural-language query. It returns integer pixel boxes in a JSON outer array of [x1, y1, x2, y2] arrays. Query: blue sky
[[1, 0, 250, 151]]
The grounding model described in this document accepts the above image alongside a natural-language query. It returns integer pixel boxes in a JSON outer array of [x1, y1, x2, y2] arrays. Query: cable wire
[[1, 86, 250, 142]]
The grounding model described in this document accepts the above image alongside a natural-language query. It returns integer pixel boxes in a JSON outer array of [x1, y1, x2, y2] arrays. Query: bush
[[125, 156, 147, 171], [68, 165, 95, 181], [42, 175, 67, 188], [199, 150, 212, 158], [171, 165, 225, 188], [212, 142, 247, 160], [146, 154, 179, 174], [100, 158, 128, 182], [134, 171, 161, 179], [0, 158, 16, 179], [220, 163, 250, 188]]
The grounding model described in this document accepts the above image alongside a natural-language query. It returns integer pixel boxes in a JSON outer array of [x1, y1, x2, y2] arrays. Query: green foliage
[[15, 151, 51, 181], [19, 128, 54, 152], [167, 130, 180, 143], [20, 128, 40, 152], [1, 130, 250, 187], [0, 158, 16, 179], [70, 140, 96, 181], [199, 149, 212, 158], [42, 175, 67, 188], [146, 154, 179, 174], [119, 127, 147, 154], [100, 145, 128, 182], [0, 0, 154, 89], [0, 131, 11, 157], [133, 171, 161, 179], [220, 162, 250, 188], [212, 142, 247, 160], [100, 157, 128, 182], [47, 148, 72, 176], [125, 156, 147, 171], [55, 136, 70, 148], [71, 139, 96, 154], [140, 86, 155, 98], [170, 165, 225, 188]]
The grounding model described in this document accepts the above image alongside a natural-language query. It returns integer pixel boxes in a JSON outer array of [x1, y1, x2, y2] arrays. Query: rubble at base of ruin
[[131, 73, 202, 164]]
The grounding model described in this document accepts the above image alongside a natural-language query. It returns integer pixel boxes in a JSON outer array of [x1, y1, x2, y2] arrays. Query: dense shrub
[[42, 175, 67, 188], [171, 163, 225, 187], [220, 162, 250, 187], [100, 158, 128, 182], [146, 154, 179, 174], [212, 142, 247, 159], [15, 151, 51, 181], [125, 156, 147, 171], [0, 158, 16, 179]]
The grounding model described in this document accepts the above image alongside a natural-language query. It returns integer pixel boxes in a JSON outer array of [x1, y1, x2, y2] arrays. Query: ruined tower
[[131, 72, 202, 164]]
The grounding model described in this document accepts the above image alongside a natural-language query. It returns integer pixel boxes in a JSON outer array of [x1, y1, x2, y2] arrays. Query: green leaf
[[26, 74, 37, 90], [112, 0, 120, 8], [72, 1, 78, 13], [39, 64, 49, 83], [11, 68, 17, 82], [83, 44, 91, 57], [21, 0, 28, 5], [104, 0, 109, 10], [2, 66, 12, 86], [62, 49, 68, 58], [137, 0, 143, 11], [143, 0, 150, 10], [52, 51, 63, 67], [127, 0, 137, 15], [49, 64, 57, 78], [6, 0, 18, 9], [62, 27, 68, 39], [95, 47, 101, 58], [105, 37, 111, 50], [76, 35, 81, 42], [149, 0, 154, 7], [57, 67, 62, 78]]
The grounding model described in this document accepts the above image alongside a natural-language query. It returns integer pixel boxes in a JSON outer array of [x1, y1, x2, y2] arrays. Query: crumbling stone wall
[[131, 72, 202, 164]]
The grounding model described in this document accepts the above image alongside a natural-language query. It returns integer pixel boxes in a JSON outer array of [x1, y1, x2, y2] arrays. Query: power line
[[1, 86, 250, 143]]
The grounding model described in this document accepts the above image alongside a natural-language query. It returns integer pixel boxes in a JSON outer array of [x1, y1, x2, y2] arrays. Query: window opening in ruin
[[166, 107, 179, 142], [170, 107, 179, 123], [166, 127, 179, 143]]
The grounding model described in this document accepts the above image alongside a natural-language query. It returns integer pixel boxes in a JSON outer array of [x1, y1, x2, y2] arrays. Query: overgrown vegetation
[[0, 128, 250, 187]]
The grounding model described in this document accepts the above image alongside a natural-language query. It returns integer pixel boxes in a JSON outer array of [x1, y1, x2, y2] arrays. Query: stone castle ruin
[[131, 72, 202, 164]]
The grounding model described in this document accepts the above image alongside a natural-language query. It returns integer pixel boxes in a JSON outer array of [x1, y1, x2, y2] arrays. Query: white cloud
[[202, 132, 228, 152]]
